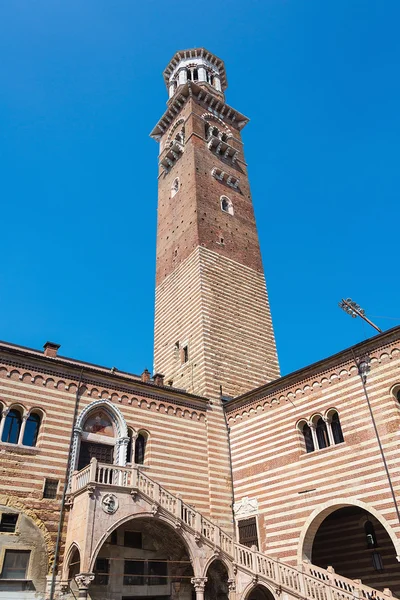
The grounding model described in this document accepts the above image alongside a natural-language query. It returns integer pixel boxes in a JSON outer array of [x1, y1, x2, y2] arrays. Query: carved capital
[[174, 519, 182, 530], [74, 573, 94, 590], [151, 503, 159, 516], [64, 496, 74, 509], [130, 488, 138, 501], [191, 577, 207, 591], [194, 532, 201, 544], [251, 574, 258, 585], [228, 578, 236, 592], [275, 585, 282, 596]]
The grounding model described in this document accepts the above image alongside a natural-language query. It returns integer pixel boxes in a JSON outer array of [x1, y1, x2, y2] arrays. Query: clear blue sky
[[0, 1, 399, 378]]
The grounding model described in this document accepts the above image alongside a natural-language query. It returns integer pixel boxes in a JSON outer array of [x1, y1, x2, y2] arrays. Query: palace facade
[[0, 48, 399, 600]]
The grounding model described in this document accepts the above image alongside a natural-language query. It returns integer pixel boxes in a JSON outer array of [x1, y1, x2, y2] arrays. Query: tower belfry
[[151, 48, 280, 399]]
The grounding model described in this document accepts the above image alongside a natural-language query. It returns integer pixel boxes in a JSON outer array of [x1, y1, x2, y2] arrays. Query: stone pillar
[[198, 66, 207, 82], [17, 414, 28, 445], [74, 573, 94, 599], [214, 75, 222, 91], [169, 82, 175, 98], [116, 436, 130, 465], [191, 577, 207, 600], [324, 417, 335, 446], [308, 421, 318, 450]]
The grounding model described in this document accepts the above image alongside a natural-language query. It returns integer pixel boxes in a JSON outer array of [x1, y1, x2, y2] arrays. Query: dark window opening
[[1, 550, 30, 579], [0, 513, 18, 533], [331, 412, 344, 444], [193, 68, 198, 81], [148, 561, 168, 585], [221, 197, 229, 212], [43, 479, 58, 499], [94, 558, 110, 585], [124, 531, 143, 549], [396, 390, 400, 404], [365, 520, 378, 549], [1, 409, 22, 444], [110, 530, 118, 545], [22, 413, 40, 447], [372, 551, 384, 572], [316, 418, 330, 449], [134, 434, 146, 465], [302, 424, 314, 453], [182, 346, 189, 363], [238, 516, 258, 549], [186, 69, 192, 81], [124, 560, 145, 586]]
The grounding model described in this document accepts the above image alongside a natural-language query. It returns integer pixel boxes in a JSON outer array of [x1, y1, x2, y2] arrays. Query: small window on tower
[[193, 68, 198, 81], [182, 345, 189, 363], [221, 196, 234, 216], [171, 178, 179, 198], [186, 68, 192, 81]]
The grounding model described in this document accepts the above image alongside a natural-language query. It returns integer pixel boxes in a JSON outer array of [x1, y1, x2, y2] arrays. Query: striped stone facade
[[226, 328, 400, 595]]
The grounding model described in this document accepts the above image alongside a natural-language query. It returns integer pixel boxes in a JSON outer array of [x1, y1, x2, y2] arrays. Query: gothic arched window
[[22, 412, 41, 447], [316, 417, 330, 449], [2, 409, 22, 444], [330, 411, 344, 444], [135, 432, 147, 465], [302, 424, 314, 453], [126, 428, 134, 464]]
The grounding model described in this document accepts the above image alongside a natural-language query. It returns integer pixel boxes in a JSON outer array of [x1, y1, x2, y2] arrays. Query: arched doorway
[[205, 559, 229, 600], [245, 584, 275, 600], [89, 517, 195, 600], [310, 506, 400, 594]]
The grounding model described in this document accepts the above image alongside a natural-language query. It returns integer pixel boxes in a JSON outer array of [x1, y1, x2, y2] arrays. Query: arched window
[[365, 520, 378, 548], [212, 126, 219, 137], [302, 423, 314, 453], [330, 411, 344, 444], [171, 178, 179, 198], [221, 196, 234, 216], [135, 432, 147, 465], [316, 418, 330, 449], [193, 68, 198, 81], [397, 390, 400, 404], [22, 413, 41, 447], [2, 409, 22, 444], [126, 428, 134, 464], [186, 68, 192, 81]]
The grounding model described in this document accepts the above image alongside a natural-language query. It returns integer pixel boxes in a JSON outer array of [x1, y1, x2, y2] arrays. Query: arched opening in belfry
[[309, 506, 400, 595], [245, 584, 275, 600], [88, 517, 195, 600], [204, 559, 229, 600]]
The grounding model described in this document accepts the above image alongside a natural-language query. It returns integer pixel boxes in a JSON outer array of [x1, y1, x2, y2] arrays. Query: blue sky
[[0, 1, 399, 378]]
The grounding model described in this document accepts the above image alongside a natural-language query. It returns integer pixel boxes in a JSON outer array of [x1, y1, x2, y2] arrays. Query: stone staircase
[[72, 462, 396, 600]]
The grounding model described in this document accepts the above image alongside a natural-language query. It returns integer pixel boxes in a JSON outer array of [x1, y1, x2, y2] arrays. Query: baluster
[[89, 457, 97, 483]]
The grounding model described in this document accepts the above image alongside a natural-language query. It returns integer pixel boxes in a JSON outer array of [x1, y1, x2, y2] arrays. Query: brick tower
[[151, 48, 280, 400]]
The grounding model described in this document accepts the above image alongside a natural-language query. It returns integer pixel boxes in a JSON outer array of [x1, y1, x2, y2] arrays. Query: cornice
[[150, 81, 249, 140], [224, 326, 400, 418]]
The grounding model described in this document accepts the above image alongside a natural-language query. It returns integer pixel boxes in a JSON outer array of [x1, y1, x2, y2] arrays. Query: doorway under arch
[[245, 584, 275, 600], [306, 505, 400, 594], [88, 516, 195, 600], [204, 559, 229, 600]]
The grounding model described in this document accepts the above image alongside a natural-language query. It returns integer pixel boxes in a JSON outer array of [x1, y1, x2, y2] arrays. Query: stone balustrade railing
[[70, 460, 394, 600]]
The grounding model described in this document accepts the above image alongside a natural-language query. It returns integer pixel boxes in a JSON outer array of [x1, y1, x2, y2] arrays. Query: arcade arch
[[299, 500, 400, 594]]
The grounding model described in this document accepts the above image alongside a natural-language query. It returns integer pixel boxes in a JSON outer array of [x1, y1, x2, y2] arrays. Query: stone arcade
[[0, 48, 400, 600]]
